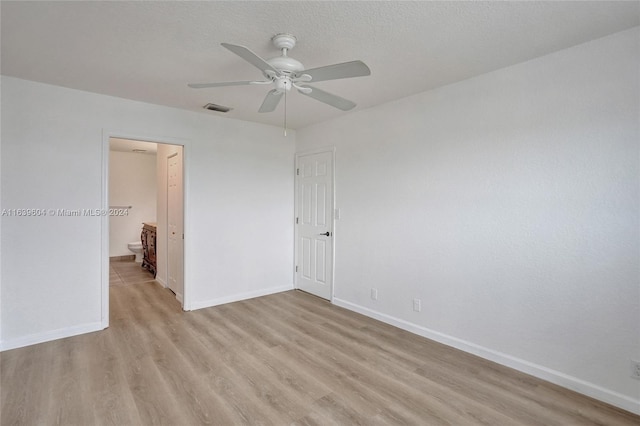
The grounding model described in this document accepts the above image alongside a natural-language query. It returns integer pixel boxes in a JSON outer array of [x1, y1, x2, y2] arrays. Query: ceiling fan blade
[[295, 60, 370, 83], [221, 43, 279, 75], [259, 89, 283, 113], [298, 85, 356, 111], [188, 81, 254, 89]]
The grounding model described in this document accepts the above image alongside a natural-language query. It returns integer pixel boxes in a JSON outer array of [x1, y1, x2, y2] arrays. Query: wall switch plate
[[413, 299, 421, 312], [371, 288, 378, 301], [632, 360, 640, 380], [335, 208, 341, 220]]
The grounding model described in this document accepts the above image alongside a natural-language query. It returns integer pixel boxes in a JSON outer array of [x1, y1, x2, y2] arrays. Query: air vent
[[132, 149, 147, 153], [203, 103, 232, 113]]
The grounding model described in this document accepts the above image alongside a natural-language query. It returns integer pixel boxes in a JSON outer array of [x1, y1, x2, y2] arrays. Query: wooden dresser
[[141, 222, 157, 277]]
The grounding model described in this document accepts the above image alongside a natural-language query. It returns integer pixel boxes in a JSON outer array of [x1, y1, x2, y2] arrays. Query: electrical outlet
[[413, 298, 421, 312], [371, 288, 378, 301], [632, 360, 640, 380]]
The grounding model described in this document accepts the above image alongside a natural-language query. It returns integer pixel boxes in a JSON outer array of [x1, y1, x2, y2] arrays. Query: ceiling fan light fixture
[[274, 76, 293, 92]]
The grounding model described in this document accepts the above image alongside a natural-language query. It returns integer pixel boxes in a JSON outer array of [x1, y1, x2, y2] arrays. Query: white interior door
[[296, 151, 334, 300], [167, 151, 184, 300]]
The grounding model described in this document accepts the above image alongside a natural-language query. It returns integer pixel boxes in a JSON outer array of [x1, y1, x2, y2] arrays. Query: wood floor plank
[[144, 323, 234, 425], [2, 282, 639, 425], [83, 329, 143, 426], [268, 320, 456, 424], [47, 335, 97, 425], [1, 343, 55, 425]]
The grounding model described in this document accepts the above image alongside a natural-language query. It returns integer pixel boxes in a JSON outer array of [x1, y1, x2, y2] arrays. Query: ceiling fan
[[188, 33, 371, 113]]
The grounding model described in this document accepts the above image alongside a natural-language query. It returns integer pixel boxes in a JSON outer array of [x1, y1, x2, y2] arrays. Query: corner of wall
[[332, 298, 640, 416], [0, 322, 104, 352], [189, 284, 294, 311]]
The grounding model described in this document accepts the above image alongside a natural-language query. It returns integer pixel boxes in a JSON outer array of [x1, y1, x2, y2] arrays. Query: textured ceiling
[[2, 1, 638, 130]]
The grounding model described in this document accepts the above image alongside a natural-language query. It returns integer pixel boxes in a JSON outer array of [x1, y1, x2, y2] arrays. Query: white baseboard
[[332, 298, 640, 416], [0, 285, 294, 351], [155, 276, 167, 287], [189, 284, 294, 311], [0, 321, 105, 352]]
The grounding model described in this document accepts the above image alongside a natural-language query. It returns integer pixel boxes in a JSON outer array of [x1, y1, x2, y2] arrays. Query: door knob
[[319, 232, 330, 236]]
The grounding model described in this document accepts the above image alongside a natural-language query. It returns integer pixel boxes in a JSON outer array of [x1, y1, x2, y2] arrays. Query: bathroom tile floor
[[110, 259, 155, 287]]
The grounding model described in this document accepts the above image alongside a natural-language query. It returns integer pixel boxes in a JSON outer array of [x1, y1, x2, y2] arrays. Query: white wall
[[109, 150, 157, 257], [297, 27, 640, 413], [0, 76, 295, 349]]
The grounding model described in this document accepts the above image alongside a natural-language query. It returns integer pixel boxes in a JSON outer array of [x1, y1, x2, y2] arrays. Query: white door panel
[[167, 150, 183, 300], [296, 151, 333, 300]]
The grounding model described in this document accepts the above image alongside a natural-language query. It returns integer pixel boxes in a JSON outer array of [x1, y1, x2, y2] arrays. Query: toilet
[[127, 241, 143, 262]]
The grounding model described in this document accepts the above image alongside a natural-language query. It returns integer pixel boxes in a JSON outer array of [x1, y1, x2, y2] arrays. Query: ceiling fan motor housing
[[267, 34, 304, 75], [267, 56, 304, 75]]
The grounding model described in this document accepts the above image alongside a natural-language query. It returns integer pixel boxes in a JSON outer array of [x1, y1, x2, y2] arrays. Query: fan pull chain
[[284, 88, 287, 137]]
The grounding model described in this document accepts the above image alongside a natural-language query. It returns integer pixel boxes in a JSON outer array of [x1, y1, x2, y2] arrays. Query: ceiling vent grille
[[203, 103, 232, 113]]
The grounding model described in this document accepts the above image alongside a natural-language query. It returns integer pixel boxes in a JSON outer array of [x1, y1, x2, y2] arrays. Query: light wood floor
[[2, 280, 638, 425]]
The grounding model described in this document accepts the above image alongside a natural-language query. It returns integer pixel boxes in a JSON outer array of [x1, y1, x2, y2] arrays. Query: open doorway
[[104, 137, 185, 324]]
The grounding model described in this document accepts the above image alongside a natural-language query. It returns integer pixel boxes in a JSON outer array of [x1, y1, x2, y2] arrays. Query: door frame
[[101, 130, 191, 329], [294, 147, 336, 301]]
